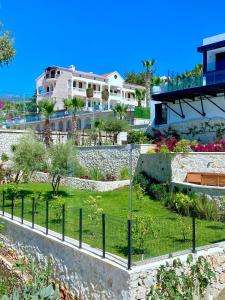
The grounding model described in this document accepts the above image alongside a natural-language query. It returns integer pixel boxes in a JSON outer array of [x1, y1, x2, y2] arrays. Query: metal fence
[[2, 190, 225, 269]]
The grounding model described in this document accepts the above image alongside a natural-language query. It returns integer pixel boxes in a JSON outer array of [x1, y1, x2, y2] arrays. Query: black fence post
[[11, 192, 14, 220], [128, 219, 132, 270], [79, 208, 82, 248], [62, 204, 65, 241], [2, 191, 5, 216], [102, 213, 106, 258], [192, 212, 196, 253], [21, 193, 24, 224], [32, 198, 35, 229], [46, 199, 49, 235]]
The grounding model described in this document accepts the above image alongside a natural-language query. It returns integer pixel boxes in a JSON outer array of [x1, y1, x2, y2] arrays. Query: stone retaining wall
[[31, 172, 130, 192], [2, 214, 225, 299], [141, 152, 225, 183], [76, 144, 154, 177], [0, 129, 154, 177]]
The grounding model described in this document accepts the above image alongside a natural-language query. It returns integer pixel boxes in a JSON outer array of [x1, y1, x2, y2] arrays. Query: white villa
[[151, 33, 225, 134], [36, 66, 146, 111]]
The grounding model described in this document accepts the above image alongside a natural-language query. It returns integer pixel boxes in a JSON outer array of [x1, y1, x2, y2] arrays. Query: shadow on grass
[[44, 190, 70, 199], [207, 225, 225, 230]]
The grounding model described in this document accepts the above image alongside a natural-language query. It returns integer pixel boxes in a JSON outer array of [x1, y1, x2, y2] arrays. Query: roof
[[101, 71, 117, 78], [198, 39, 225, 53], [152, 82, 225, 102]]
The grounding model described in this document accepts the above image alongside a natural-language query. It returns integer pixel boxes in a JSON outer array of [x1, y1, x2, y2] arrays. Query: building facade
[[36, 66, 146, 111], [151, 33, 225, 132]]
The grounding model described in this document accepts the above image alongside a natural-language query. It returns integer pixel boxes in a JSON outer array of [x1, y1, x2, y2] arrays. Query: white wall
[[162, 95, 225, 125]]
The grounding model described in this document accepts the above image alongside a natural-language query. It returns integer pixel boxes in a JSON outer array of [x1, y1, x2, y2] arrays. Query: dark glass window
[[216, 52, 225, 71], [155, 103, 167, 125], [73, 81, 76, 88]]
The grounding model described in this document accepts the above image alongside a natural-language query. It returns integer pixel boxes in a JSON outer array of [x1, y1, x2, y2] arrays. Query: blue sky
[[0, 0, 225, 96]]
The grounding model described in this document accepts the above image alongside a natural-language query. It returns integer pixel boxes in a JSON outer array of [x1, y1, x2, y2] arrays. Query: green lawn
[[1, 183, 225, 262]]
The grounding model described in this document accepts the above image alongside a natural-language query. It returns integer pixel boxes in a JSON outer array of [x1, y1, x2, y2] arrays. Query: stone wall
[[31, 172, 129, 192], [0, 129, 68, 157], [2, 214, 225, 299], [76, 144, 154, 177], [141, 152, 225, 183], [0, 130, 154, 177]]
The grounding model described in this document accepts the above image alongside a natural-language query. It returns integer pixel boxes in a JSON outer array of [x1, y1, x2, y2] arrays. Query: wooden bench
[[186, 172, 225, 187]]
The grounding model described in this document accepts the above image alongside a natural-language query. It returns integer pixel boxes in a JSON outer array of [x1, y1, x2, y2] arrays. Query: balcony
[[153, 69, 225, 95]]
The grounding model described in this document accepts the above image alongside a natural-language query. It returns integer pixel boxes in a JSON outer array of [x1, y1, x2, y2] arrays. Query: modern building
[[151, 33, 225, 134], [36, 66, 146, 111]]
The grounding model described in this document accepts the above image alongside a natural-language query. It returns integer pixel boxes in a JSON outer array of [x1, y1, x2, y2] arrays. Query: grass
[[1, 183, 225, 261]]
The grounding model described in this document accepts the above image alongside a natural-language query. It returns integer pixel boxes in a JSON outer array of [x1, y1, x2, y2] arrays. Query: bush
[[119, 166, 130, 180], [149, 183, 169, 201], [159, 145, 170, 154], [88, 168, 104, 181], [193, 194, 219, 220], [173, 139, 191, 152], [127, 130, 149, 144]]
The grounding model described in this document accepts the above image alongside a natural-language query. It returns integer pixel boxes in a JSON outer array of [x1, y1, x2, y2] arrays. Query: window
[[93, 84, 96, 91], [73, 81, 76, 88], [79, 82, 83, 89], [50, 70, 56, 78], [155, 103, 167, 125], [57, 70, 60, 75], [114, 74, 118, 79], [88, 83, 91, 88], [46, 86, 50, 93]]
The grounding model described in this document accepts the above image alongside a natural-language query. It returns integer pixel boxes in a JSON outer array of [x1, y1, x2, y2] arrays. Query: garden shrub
[[159, 145, 170, 154], [193, 194, 219, 220], [148, 182, 221, 221], [127, 130, 149, 144], [173, 139, 191, 152], [119, 166, 130, 180], [88, 168, 104, 181], [148, 255, 215, 299], [149, 183, 169, 201]]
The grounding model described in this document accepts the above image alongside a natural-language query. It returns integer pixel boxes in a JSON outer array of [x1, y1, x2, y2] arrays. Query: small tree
[[85, 195, 103, 238], [48, 141, 78, 194], [132, 214, 158, 260], [0, 22, 15, 66], [12, 132, 46, 184], [134, 183, 145, 210], [103, 119, 128, 144]]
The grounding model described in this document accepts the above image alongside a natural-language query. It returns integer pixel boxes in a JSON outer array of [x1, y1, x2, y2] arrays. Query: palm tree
[[142, 59, 156, 107], [38, 98, 55, 146], [93, 119, 105, 145], [63, 97, 85, 144], [135, 89, 146, 107], [113, 104, 128, 120]]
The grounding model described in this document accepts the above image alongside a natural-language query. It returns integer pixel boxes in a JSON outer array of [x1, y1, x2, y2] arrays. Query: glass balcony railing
[[153, 76, 204, 94], [153, 69, 225, 95]]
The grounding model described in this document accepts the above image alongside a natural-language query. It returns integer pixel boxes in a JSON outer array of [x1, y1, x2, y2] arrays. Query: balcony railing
[[154, 69, 225, 95]]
